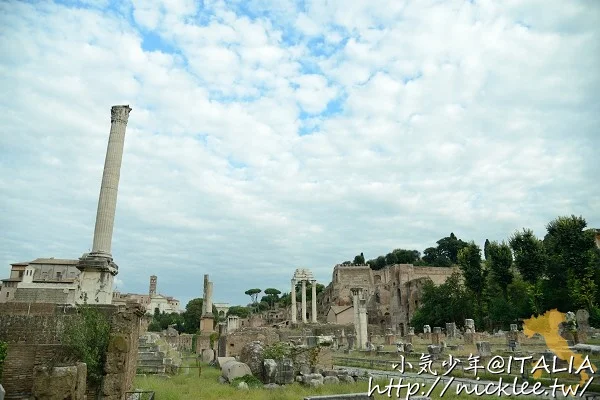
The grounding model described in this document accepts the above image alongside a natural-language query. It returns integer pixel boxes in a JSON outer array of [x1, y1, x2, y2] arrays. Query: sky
[[1, 0, 599, 308]]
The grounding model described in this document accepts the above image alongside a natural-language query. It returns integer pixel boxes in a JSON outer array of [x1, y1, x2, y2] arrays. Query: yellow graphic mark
[[523, 309, 596, 386]]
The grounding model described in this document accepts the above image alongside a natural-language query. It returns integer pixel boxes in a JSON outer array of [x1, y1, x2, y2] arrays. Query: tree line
[[411, 215, 600, 331], [342, 232, 470, 269]]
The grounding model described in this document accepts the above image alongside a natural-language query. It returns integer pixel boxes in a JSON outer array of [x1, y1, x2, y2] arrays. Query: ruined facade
[[0, 302, 145, 399], [319, 263, 458, 335]]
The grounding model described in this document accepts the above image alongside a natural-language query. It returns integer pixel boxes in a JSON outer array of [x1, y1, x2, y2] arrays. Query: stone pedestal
[[385, 334, 396, 345], [464, 332, 475, 345], [200, 316, 214, 334], [446, 322, 457, 338], [506, 331, 519, 351], [476, 341, 491, 357]]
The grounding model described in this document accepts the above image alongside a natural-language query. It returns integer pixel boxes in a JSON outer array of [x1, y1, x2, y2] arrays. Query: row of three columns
[[291, 278, 317, 323]]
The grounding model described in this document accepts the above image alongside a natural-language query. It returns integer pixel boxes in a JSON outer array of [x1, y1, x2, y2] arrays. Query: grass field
[[133, 364, 503, 400]]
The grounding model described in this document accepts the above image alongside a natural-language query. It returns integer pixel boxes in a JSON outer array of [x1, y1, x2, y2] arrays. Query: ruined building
[[112, 275, 181, 314], [319, 263, 459, 335]]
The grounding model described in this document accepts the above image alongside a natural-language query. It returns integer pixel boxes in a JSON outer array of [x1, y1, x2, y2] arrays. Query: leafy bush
[[230, 374, 263, 388], [0, 341, 7, 380], [62, 306, 110, 386], [263, 342, 294, 361]]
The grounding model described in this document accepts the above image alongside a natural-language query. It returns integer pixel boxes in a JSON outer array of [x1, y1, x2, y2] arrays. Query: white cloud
[[0, 0, 598, 306]]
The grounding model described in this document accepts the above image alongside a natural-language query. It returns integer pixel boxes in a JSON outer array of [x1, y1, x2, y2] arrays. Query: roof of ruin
[[30, 258, 79, 265]]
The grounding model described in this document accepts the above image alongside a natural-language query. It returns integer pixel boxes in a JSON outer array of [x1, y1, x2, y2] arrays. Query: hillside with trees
[[411, 215, 600, 330]]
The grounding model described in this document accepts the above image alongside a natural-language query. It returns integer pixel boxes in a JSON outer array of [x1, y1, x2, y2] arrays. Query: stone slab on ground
[[216, 357, 236, 368]]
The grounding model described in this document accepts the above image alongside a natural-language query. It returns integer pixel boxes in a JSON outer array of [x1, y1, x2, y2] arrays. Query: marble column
[[301, 280, 307, 323], [203, 274, 213, 315], [91, 105, 132, 257], [76, 105, 131, 305], [351, 288, 362, 349], [291, 279, 297, 323], [311, 279, 317, 323]]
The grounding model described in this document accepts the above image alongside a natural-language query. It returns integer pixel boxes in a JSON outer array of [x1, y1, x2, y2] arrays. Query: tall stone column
[[311, 279, 317, 323], [92, 105, 132, 257], [301, 280, 307, 323], [76, 105, 131, 305], [291, 279, 297, 323], [351, 288, 364, 350], [200, 274, 214, 333]]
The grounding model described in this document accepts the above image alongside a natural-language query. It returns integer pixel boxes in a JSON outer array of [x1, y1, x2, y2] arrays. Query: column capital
[[111, 105, 132, 124], [350, 287, 363, 296], [310, 279, 317, 284]]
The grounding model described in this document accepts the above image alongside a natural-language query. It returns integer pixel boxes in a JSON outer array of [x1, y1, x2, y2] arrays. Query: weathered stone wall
[[226, 328, 280, 357], [0, 302, 143, 399], [101, 303, 145, 399], [319, 264, 458, 335]]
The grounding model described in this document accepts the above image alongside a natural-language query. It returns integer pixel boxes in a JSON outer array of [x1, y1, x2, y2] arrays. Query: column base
[[77, 252, 118, 275]]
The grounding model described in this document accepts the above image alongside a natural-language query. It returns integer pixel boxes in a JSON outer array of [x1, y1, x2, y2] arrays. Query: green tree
[[484, 239, 491, 260], [227, 305, 251, 318], [278, 293, 291, 308], [245, 288, 262, 313], [392, 249, 421, 264], [182, 298, 218, 333], [353, 252, 366, 264], [374, 256, 386, 270], [437, 233, 469, 264], [487, 241, 514, 298], [458, 242, 487, 326], [422, 247, 438, 264], [385, 252, 398, 265], [509, 228, 546, 285], [544, 215, 599, 310], [411, 271, 473, 329], [263, 288, 282, 309]]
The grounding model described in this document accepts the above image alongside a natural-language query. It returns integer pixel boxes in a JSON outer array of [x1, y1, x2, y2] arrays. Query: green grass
[[133, 364, 504, 400]]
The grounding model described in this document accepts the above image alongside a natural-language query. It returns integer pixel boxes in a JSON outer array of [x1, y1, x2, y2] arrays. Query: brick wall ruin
[[0, 302, 144, 399]]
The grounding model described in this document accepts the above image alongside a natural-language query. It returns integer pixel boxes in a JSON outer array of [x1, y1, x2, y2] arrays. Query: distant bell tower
[[149, 275, 157, 296]]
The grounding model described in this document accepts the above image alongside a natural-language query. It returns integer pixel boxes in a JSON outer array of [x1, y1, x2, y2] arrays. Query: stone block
[[201, 348, 215, 363], [0, 384, 4, 400], [433, 327, 442, 334], [464, 332, 475, 345], [217, 357, 236, 368], [32, 364, 86, 400], [446, 322, 457, 338], [221, 361, 252, 382], [476, 341, 491, 357], [323, 376, 340, 384], [264, 359, 278, 384], [239, 341, 265, 380]]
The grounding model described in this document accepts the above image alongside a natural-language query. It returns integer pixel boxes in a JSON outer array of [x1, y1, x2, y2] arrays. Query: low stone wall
[[0, 302, 144, 399]]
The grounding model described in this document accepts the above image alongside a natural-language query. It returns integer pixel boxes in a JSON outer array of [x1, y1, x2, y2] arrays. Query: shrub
[[230, 374, 263, 388], [0, 341, 7, 380], [62, 306, 110, 386]]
